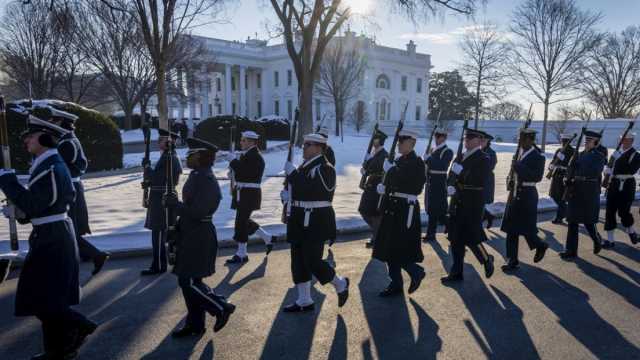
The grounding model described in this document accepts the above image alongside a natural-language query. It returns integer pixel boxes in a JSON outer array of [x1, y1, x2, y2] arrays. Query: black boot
[[172, 325, 205, 338]]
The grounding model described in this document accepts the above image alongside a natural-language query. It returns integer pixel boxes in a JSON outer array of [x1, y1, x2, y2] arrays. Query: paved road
[[1, 218, 640, 359]]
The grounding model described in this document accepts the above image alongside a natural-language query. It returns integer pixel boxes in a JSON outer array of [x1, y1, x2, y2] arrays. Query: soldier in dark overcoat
[[41, 106, 110, 275], [373, 129, 427, 297], [441, 129, 495, 283], [602, 132, 640, 248], [358, 130, 388, 248], [561, 130, 606, 260], [481, 135, 498, 228], [0, 116, 97, 359], [226, 131, 273, 264], [423, 128, 453, 242], [548, 134, 575, 224], [163, 137, 235, 336], [500, 129, 549, 271], [141, 129, 182, 275], [281, 133, 349, 312]]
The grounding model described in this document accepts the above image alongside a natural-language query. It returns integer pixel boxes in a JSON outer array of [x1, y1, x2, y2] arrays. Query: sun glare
[[344, 0, 371, 15]]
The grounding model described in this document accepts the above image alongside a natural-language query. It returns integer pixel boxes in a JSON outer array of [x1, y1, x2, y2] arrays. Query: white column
[[188, 70, 196, 122], [261, 69, 270, 116], [202, 71, 210, 119], [408, 75, 415, 124], [225, 63, 232, 115], [239, 65, 247, 117]]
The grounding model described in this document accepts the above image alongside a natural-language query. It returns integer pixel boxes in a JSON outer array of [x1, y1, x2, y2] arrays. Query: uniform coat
[[566, 148, 606, 224], [0, 151, 78, 316], [500, 147, 545, 236], [173, 167, 222, 278], [58, 132, 91, 235], [448, 147, 491, 246], [144, 150, 182, 230], [604, 147, 640, 230], [549, 145, 575, 201], [358, 147, 388, 216], [372, 151, 426, 264], [229, 146, 264, 211], [424, 144, 453, 217], [483, 146, 497, 205]]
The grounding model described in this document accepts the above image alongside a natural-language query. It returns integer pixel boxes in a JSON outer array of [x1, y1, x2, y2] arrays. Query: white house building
[[155, 31, 432, 133]]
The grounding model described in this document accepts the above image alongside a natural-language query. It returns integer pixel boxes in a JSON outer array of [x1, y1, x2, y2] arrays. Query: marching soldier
[[281, 133, 349, 312], [441, 129, 495, 283], [163, 137, 235, 337], [548, 134, 575, 224], [226, 131, 274, 264], [561, 130, 606, 260], [141, 129, 182, 275], [0, 116, 97, 359], [500, 129, 549, 272], [42, 106, 110, 276], [317, 127, 336, 166], [482, 134, 497, 228], [603, 132, 640, 248], [373, 129, 427, 297], [358, 130, 388, 248], [423, 128, 453, 242]]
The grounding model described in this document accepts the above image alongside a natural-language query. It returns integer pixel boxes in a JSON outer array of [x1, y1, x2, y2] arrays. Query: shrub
[[194, 115, 267, 151], [256, 116, 291, 141], [4, 99, 123, 173]]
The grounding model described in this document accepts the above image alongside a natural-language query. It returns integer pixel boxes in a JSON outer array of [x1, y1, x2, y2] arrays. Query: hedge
[[4, 99, 123, 173], [256, 116, 291, 141], [194, 115, 267, 151]]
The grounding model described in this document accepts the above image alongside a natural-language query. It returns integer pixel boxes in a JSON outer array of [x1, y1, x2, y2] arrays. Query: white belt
[[555, 166, 567, 170], [390, 192, 418, 228], [71, 177, 81, 183], [234, 182, 261, 201], [292, 201, 332, 227], [390, 192, 418, 202], [428, 170, 447, 175], [520, 182, 537, 187], [31, 213, 68, 226], [613, 174, 635, 191]]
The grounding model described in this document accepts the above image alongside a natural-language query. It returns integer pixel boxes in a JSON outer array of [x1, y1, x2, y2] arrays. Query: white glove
[[1, 205, 12, 218], [360, 167, 366, 176], [0, 169, 15, 177], [280, 190, 290, 202], [557, 153, 565, 161], [383, 160, 394, 172], [284, 161, 296, 175], [612, 150, 622, 160], [604, 167, 612, 175], [447, 186, 456, 196], [376, 183, 385, 195], [451, 163, 463, 175], [364, 153, 373, 161], [233, 151, 242, 160]]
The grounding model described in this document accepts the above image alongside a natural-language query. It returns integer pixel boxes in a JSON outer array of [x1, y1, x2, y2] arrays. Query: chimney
[[406, 40, 416, 57]]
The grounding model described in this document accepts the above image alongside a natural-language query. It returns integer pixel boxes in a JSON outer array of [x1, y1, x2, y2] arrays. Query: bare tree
[[315, 38, 366, 136], [581, 26, 640, 119], [508, 0, 601, 150], [391, 0, 486, 20], [458, 21, 509, 129], [483, 101, 523, 120]]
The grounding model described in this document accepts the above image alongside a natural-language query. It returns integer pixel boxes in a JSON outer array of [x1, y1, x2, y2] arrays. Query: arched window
[[376, 98, 388, 121], [376, 74, 390, 89]]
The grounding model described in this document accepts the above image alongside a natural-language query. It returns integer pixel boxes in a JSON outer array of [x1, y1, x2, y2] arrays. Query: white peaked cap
[[26, 115, 70, 136], [560, 134, 573, 140], [241, 130, 259, 140], [621, 132, 635, 139], [303, 133, 328, 144], [317, 127, 330, 137], [399, 129, 420, 139]]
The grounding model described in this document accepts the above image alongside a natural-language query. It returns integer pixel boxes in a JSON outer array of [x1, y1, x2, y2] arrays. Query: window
[[245, 74, 248, 89], [208, 104, 213, 116], [257, 73, 262, 89], [287, 100, 293, 120], [216, 78, 221, 92], [376, 74, 390, 89], [377, 99, 388, 121], [315, 99, 321, 121], [217, 104, 222, 114], [415, 106, 421, 121], [232, 103, 236, 114], [231, 76, 236, 91], [417, 78, 422, 93], [274, 100, 280, 115], [287, 70, 292, 86], [401, 76, 407, 91], [274, 71, 279, 87], [257, 101, 262, 117]]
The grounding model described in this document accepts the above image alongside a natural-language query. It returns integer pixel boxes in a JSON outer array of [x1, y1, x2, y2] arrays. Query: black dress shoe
[[329, 238, 335, 247], [485, 213, 494, 229], [70, 320, 98, 351], [378, 286, 403, 297], [214, 303, 236, 333], [602, 240, 615, 249], [92, 252, 110, 276], [422, 236, 436, 243], [501, 261, 520, 272], [172, 325, 205, 338], [365, 241, 374, 248], [630, 233, 639, 245], [408, 271, 426, 294], [225, 255, 248, 265], [337, 278, 349, 307], [265, 243, 273, 255], [140, 268, 166, 276], [283, 302, 315, 313], [560, 251, 577, 260], [593, 240, 602, 255], [551, 218, 565, 225], [484, 255, 495, 279], [441, 273, 464, 284], [533, 243, 549, 263]]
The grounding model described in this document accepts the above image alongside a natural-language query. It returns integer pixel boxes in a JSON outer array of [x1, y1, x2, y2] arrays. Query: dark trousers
[[151, 230, 167, 271], [77, 235, 102, 261], [36, 308, 92, 357], [387, 262, 424, 289], [362, 214, 381, 244], [506, 232, 544, 262], [178, 276, 226, 330], [450, 239, 489, 275], [566, 222, 601, 254], [291, 240, 335, 284], [604, 188, 634, 231], [551, 194, 567, 220], [234, 208, 259, 243], [426, 213, 446, 239]]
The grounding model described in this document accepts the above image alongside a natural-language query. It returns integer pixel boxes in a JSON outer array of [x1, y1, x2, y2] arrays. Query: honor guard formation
[[1, 103, 640, 359]]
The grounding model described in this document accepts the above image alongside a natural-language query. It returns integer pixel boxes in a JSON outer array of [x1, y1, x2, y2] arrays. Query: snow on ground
[[120, 128, 158, 144]]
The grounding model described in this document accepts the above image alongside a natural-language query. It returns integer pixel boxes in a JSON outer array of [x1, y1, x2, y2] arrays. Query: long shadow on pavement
[[328, 315, 347, 359], [611, 242, 640, 263], [573, 257, 640, 310], [599, 255, 640, 286], [215, 256, 268, 297], [140, 315, 209, 360]]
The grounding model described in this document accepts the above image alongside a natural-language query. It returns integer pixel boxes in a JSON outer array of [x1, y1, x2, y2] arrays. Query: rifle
[[423, 110, 442, 159], [358, 122, 379, 190], [0, 96, 18, 252], [281, 108, 299, 224], [447, 115, 469, 218], [141, 122, 151, 208], [506, 105, 533, 192], [562, 125, 588, 201], [228, 118, 237, 196], [546, 133, 578, 180], [602, 120, 635, 188], [165, 135, 179, 266], [315, 113, 327, 133], [376, 103, 409, 211]]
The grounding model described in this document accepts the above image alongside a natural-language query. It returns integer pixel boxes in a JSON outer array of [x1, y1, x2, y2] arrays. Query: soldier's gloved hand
[[1, 205, 12, 218], [451, 162, 463, 175], [604, 167, 612, 175], [556, 152, 565, 161], [383, 160, 394, 172], [364, 153, 373, 161], [447, 186, 456, 196], [233, 151, 242, 160], [280, 190, 290, 202], [360, 167, 366, 176], [0, 169, 15, 177], [376, 184, 386, 195], [612, 150, 622, 160], [141, 158, 151, 168], [163, 193, 179, 208], [284, 161, 296, 175]]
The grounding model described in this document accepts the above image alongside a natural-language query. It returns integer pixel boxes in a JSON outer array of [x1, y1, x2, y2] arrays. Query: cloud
[[399, 24, 504, 44]]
